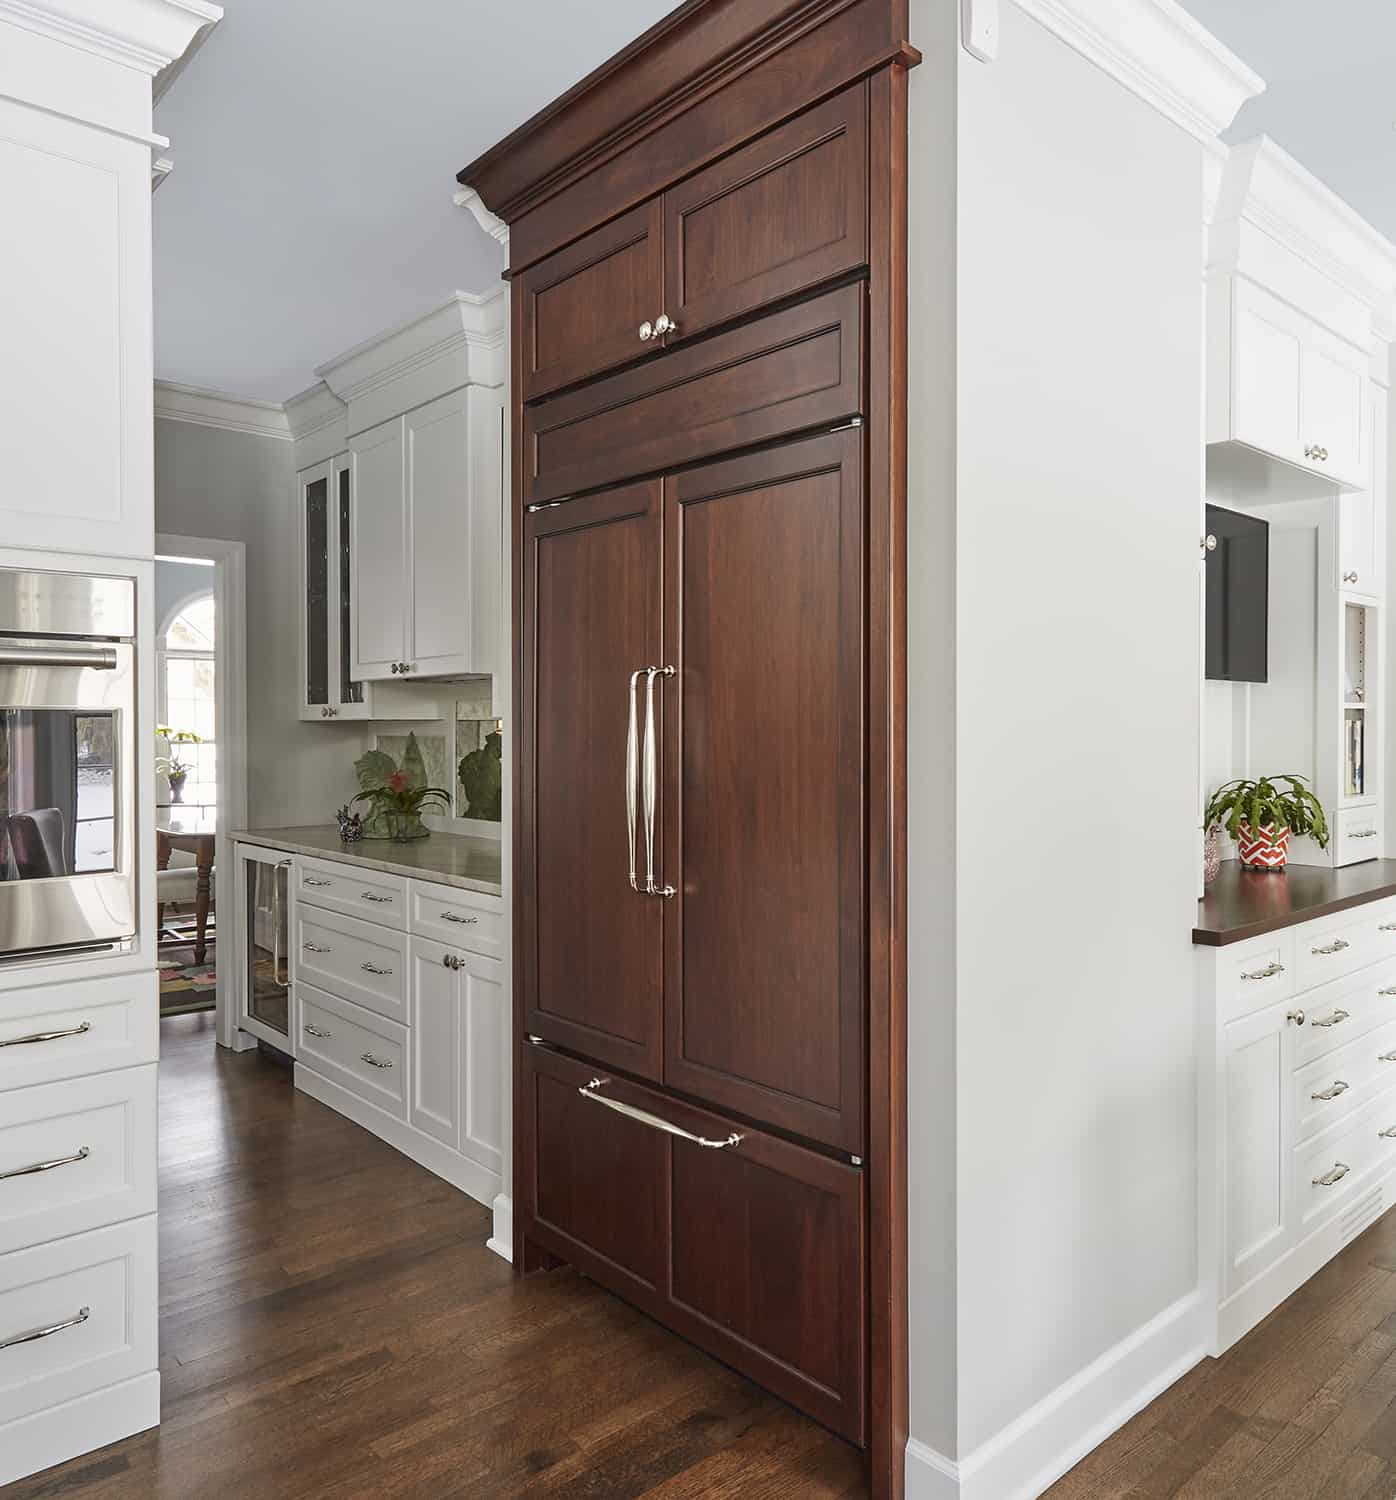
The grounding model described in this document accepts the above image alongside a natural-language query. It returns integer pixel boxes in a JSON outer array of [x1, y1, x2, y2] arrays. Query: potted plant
[[1204, 774, 1330, 871], [354, 771, 451, 842], [156, 726, 202, 804]]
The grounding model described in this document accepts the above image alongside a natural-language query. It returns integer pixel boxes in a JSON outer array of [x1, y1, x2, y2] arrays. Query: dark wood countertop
[[1195, 859, 1396, 946]]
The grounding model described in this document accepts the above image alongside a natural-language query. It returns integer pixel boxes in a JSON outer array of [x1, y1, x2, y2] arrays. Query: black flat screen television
[[1205, 504, 1268, 683]]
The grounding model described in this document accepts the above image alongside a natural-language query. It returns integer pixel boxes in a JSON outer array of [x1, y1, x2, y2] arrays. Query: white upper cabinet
[[349, 417, 409, 680], [1213, 277, 1367, 492], [1340, 385, 1388, 601]]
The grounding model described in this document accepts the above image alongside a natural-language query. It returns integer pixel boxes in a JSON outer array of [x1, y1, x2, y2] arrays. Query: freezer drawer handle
[[0, 644, 116, 669], [0, 1021, 90, 1048], [0, 1145, 89, 1182], [0, 1306, 89, 1351], [1312, 1162, 1350, 1188], [578, 1077, 741, 1150]]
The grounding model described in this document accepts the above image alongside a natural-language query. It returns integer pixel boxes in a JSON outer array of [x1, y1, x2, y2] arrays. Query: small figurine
[[335, 805, 364, 843]]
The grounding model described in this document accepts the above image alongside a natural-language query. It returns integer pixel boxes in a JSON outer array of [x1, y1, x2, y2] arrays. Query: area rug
[[159, 944, 217, 1017]]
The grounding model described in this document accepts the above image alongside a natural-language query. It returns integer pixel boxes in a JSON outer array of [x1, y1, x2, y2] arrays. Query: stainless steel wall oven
[[0, 568, 137, 959]]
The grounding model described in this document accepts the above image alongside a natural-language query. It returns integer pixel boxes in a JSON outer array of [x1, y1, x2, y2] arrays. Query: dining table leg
[[194, 844, 213, 966]]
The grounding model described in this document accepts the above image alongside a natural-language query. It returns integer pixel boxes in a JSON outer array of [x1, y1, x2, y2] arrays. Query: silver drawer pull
[[303, 1023, 331, 1039], [578, 1077, 741, 1150], [440, 911, 479, 925], [1351, 830, 1379, 840], [1312, 1162, 1350, 1188], [0, 1145, 89, 1182], [1241, 961, 1285, 982], [1382, 1126, 1396, 1139], [1380, 923, 1396, 933], [1381, 987, 1396, 997], [0, 1306, 89, 1351], [1311, 1080, 1350, 1101], [360, 1052, 393, 1069], [360, 962, 393, 976], [1380, 1051, 1396, 1063], [0, 1021, 91, 1049], [1312, 939, 1351, 956], [360, 893, 393, 904], [302, 942, 330, 954], [1311, 1010, 1351, 1029], [304, 878, 332, 888]]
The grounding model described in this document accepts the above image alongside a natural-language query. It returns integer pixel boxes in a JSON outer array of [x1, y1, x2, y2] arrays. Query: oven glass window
[[0, 710, 118, 880]]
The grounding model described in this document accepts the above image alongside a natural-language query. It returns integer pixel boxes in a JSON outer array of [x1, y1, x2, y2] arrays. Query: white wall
[[908, 0, 1207, 1484], [155, 557, 215, 636], [155, 418, 365, 827]]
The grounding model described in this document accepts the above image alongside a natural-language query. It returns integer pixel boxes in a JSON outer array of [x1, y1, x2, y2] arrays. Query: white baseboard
[[488, 1193, 513, 1262], [906, 1291, 1204, 1500], [0, 1369, 160, 1488], [295, 1064, 501, 1213]]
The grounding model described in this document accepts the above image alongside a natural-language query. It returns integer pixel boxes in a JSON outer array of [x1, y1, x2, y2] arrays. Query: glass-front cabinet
[[236, 842, 294, 1052], [298, 456, 371, 721]]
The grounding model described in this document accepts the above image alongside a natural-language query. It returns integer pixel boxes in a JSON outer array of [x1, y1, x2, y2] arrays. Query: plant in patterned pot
[[1204, 774, 1330, 872]]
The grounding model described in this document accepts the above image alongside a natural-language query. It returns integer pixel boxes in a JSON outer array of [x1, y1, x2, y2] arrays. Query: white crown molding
[[1011, 0, 1263, 146], [0, 0, 221, 76], [151, 152, 172, 189], [1212, 136, 1396, 318], [154, 380, 292, 441], [284, 380, 346, 444], [314, 289, 507, 405], [453, 186, 510, 247]]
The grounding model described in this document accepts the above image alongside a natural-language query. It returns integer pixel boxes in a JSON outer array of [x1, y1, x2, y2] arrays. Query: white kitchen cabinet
[[349, 388, 503, 684], [1339, 386, 1387, 601], [1210, 277, 1367, 492], [410, 936, 504, 1178]]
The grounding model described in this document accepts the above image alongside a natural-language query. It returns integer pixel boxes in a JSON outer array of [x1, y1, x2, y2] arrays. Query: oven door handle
[[0, 645, 118, 670]]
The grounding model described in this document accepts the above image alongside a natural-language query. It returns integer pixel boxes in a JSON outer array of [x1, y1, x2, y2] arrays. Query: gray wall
[[155, 417, 365, 827]]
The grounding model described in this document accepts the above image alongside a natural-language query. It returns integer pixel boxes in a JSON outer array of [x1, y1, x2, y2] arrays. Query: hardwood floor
[[6, 1015, 866, 1500], [1047, 1209, 1396, 1498]]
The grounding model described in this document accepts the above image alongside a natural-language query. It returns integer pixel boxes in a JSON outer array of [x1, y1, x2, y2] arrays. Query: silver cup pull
[[1312, 1162, 1350, 1187]]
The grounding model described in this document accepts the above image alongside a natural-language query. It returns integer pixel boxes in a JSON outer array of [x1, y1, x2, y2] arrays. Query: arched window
[[157, 591, 216, 810]]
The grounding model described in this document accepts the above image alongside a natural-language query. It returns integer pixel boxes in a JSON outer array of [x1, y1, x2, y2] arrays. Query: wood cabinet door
[[663, 82, 868, 344], [522, 481, 665, 1079], [518, 200, 664, 401], [349, 416, 408, 680], [661, 431, 865, 1153]]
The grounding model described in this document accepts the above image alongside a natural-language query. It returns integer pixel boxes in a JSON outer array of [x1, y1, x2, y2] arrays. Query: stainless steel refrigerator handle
[[579, 1078, 740, 1149], [644, 666, 676, 898], [627, 669, 645, 892], [270, 859, 291, 996], [0, 645, 118, 670]]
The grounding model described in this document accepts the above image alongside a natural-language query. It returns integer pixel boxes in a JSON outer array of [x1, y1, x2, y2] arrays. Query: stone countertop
[[231, 826, 503, 896], [1194, 859, 1396, 946]]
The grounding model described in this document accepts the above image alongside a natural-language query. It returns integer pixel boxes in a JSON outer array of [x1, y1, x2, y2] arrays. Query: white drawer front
[[409, 880, 504, 959], [1293, 1017, 1396, 1145], [1295, 1092, 1396, 1234], [296, 907, 407, 1025], [0, 973, 157, 1094], [1293, 960, 1396, 1069], [0, 1066, 156, 1256], [297, 985, 407, 1119], [1218, 931, 1296, 1020], [0, 1216, 157, 1424], [296, 855, 406, 930], [1295, 911, 1378, 992], [1336, 808, 1383, 868]]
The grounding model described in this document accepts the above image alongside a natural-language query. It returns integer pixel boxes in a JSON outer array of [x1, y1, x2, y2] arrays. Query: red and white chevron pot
[[1236, 823, 1290, 871]]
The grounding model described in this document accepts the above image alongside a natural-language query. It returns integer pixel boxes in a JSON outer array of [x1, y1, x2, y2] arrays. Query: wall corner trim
[[153, 380, 292, 441], [1010, 0, 1264, 145], [907, 1290, 1204, 1500]]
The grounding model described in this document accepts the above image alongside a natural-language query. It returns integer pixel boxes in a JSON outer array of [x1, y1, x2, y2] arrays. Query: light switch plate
[[961, 0, 1000, 61]]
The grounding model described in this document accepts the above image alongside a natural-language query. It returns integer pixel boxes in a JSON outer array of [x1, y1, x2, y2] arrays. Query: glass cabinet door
[[336, 457, 366, 711], [301, 463, 331, 716], [237, 844, 293, 1052]]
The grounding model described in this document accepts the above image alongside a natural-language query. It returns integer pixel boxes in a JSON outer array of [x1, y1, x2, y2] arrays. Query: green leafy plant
[[155, 725, 202, 779], [353, 771, 452, 820], [1204, 774, 1330, 850]]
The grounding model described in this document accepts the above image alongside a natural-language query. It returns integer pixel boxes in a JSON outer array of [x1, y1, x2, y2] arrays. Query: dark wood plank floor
[[1046, 1210, 1396, 1498], [6, 1015, 866, 1500]]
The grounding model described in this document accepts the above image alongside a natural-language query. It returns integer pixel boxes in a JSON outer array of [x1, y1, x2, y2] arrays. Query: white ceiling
[[155, 1, 1396, 403], [153, 0, 674, 403], [1181, 0, 1396, 239]]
